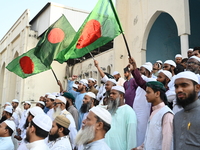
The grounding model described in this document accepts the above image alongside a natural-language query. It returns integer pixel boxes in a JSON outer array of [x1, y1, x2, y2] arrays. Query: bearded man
[[53, 96, 77, 149], [105, 86, 137, 150], [75, 106, 111, 150], [174, 71, 200, 150], [48, 115, 71, 150]]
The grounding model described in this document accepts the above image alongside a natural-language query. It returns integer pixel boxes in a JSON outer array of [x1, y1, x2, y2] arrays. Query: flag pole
[[86, 47, 95, 60], [51, 68, 58, 82], [108, 0, 131, 58]]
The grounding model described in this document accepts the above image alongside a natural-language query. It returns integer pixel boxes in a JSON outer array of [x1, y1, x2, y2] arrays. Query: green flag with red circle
[[34, 14, 76, 66], [55, 0, 123, 63], [6, 48, 51, 78]]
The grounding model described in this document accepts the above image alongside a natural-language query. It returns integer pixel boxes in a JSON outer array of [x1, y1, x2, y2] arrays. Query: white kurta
[[47, 108, 54, 121], [0, 136, 14, 150], [26, 139, 49, 150], [48, 136, 72, 150], [60, 109, 77, 149], [133, 75, 155, 147]]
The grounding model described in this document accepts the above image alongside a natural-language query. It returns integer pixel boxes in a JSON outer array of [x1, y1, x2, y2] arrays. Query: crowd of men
[[0, 47, 200, 150]]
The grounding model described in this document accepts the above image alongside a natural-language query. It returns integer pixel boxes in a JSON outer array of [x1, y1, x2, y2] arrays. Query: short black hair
[[181, 58, 188, 63], [30, 121, 49, 138], [56, 123, 70, 136], [5, 125, 13, 136], [151, 88, 168, 105], [95, 115, 111, 132], [193, 47, 200, 53]]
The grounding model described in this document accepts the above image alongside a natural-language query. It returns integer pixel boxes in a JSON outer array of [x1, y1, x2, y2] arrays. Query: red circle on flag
[[48, 28, 65, 44], [76, 19, 101, 49], [19, 56, 34, 74]]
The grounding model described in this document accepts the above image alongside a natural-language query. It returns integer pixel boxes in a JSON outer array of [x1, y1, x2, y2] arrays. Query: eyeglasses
[[153, 68, 158, 70], [53, 102, 62, 106], [186, 62, 200, 66]]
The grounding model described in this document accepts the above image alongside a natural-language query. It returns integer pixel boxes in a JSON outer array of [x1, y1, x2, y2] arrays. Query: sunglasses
[[53, 102, 62, 106]]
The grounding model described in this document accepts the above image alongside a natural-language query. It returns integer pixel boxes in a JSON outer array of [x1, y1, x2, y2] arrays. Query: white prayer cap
[[47, 94, 56, 100], [189, 56, 200, 62], [4, 120, 16, 132], [32, 114, 52, 132], [164, 60, 177, 67], [156, 60, 163, 64], [56, 96, 66, 104], [174, 71, 199, 84], [5, 102, 11, 106], [175, 54, 182, 58], [111, 86, 125, 94], [86, 92, 96, 99], [141, 63, 152, 72], [29, 106, 44, 117], [90, 106, 112, 125], [52, 92, 60, 97], [79, 79, 88, 86], [37, 101, 45, 106], [112, 71, 119, 76], [145, 62, 153, 67], [107, 79, 117, 85], [158, 70, 172, 80], [88, 78, 95, 82], [12, 99, 19, 103], [45, 93, 51, 96], [4, 106, 13, 114], [24, 101, 31, 106], [72, 84, 78, 89], [188, 48, 193, 51]]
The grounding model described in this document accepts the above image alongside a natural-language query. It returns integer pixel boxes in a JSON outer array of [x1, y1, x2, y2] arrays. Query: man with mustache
[[173, 71, 200, 150], [53, 96, 77, 149], [75, 106, 111, 150], [48, 115, 71, 150], [105, 86, 137, 150], [79, 92, 98, 129]]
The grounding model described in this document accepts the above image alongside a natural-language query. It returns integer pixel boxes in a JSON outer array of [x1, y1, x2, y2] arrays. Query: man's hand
[[94, 60, 98, 67], [72, 75, 78, 81], [128, 57, 137, 70]]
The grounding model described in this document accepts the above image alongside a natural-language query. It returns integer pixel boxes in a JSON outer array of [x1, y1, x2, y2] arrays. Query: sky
[[0, 0, 101, 39]]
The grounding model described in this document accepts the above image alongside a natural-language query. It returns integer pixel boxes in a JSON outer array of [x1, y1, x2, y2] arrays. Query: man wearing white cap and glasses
[[173, 71, 200, 150], [186, 56, 200, 74], [88, 78, 98, 95], [76, 106, 112, 150], [53, 96, 77, 149], [105, 86, 137, 150], [25, 114, 52, 150], [0, 120, 16, 150], [67, 75, 88, 112]]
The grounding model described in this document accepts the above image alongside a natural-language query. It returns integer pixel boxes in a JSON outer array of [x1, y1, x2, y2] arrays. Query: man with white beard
[[105, 86, 137, 150], [75, 106, 112, 150], [53, 96, 77, 149]]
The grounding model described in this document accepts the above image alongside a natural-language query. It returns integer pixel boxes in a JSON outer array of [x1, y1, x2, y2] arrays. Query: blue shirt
[[83, 139, 111, 150], [0, 136, 14, 150]]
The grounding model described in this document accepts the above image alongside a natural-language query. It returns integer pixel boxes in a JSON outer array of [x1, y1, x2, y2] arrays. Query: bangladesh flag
[[34, 14, 76, 67], [55, 0, 123, 63], [6, 48, 51, 78]]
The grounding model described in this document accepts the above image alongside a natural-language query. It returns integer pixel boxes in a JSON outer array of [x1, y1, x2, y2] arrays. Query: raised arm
[[94, 60, 105, 78], [128, 57, 147, 90]]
